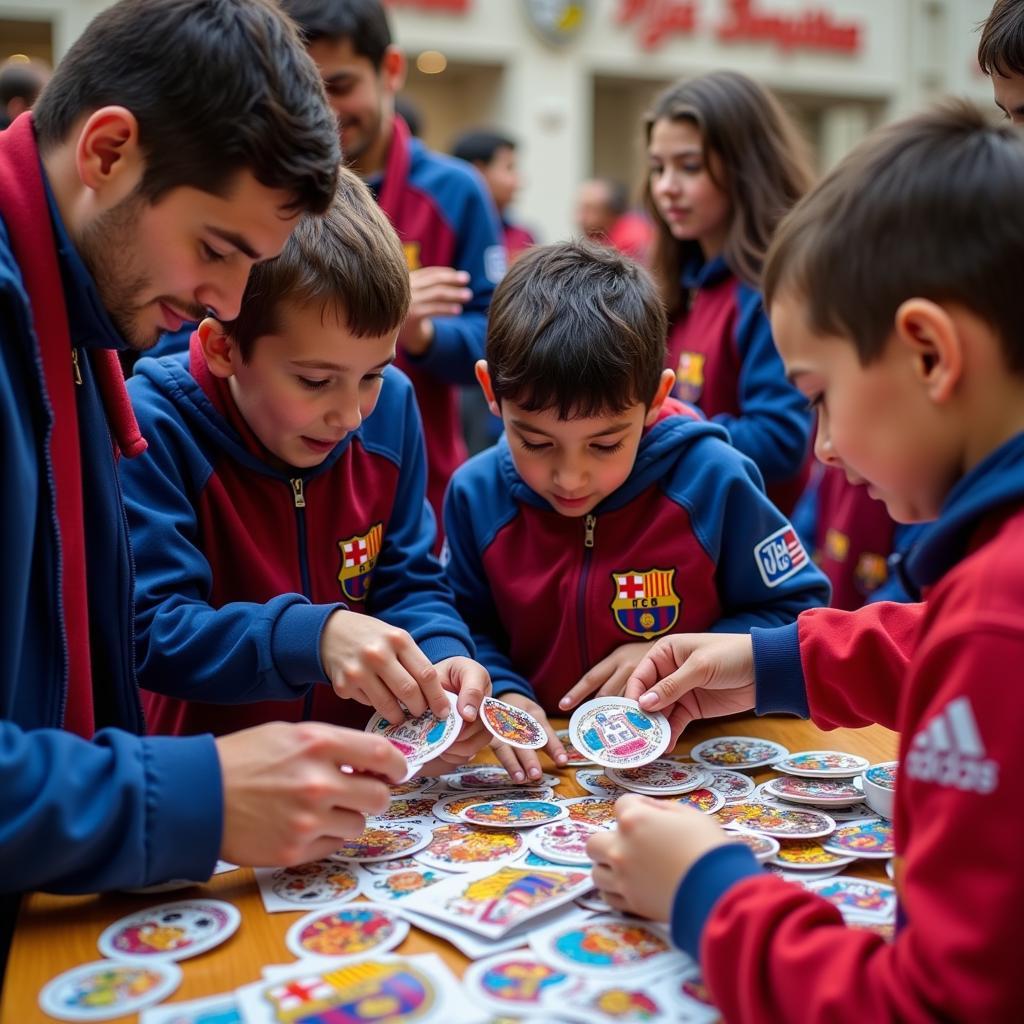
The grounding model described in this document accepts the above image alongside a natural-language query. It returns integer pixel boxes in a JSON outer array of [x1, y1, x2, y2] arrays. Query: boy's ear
[[75, 106, 144, 206], [197, 317, 237, 379], [893, 299, 962, 404], [475, 360, 501, 417], [643, 369, 677, 426]]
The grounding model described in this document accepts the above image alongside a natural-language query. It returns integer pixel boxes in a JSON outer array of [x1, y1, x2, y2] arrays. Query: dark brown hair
[[978, 0, 1024, 77], [764, 100, 1024, 373], [280, 0, 392, 69], [644, 71, 813, 317], [34, 0, 339, 214], [487, 240, 667, 419], [224, 168, 410, 360]]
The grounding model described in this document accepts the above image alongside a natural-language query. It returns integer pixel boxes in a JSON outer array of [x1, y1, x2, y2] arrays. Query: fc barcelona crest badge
[[610, 568, 680, 639], [337, 523, 383, 602]]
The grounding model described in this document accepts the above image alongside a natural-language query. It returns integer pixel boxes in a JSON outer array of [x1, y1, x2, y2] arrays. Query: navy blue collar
[[681, 253, 731, 291]]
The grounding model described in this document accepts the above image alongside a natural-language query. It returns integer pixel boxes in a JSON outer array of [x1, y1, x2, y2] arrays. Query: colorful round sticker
[[480, 697, 547, 749], [568, 697, 671, 769], [768, 839, 856, 870], [97, 899, 240, 962], [441, 766, 558, 791], [726, 829, 780, 863], [864, 761, 898, 789], [331, 823, 431, 862], [704, 768, 756, 802], [268, 861, 361, 907], [462, 951, 576, 1016], [690, 735, 788, 770], [554, 728, 596, 765], [715, 802, 836, 839], [762, 775, 865, 807], [822, 818, 895, 858], [388, 777, 430, 797], [673, 787, 725, 814], [526, 820, 603, 865], [417, 823, 524, 871], [574, 768, 627, 796], [285, 903, 409, 960], [606, 759, 707, 795], [803, 876, 897, 922], [562, 796, 619, 827], [365, 690, 461, 767], [39, 960, 182, 1021], [367, 795, 438, 822], [432, 788, 554, 824], [459, 799, 567, 828], [360, 865, 450, 901], [531, 915, 674, 976], [775, 750, 870, 778]]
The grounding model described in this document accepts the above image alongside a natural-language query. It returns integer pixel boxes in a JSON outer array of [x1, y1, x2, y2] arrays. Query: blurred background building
[[0, 0, 997, 239]]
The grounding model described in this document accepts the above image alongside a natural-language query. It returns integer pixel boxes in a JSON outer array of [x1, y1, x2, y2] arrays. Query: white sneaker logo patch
[[753, 526, 808, 588], [905, 696, 999, 795]]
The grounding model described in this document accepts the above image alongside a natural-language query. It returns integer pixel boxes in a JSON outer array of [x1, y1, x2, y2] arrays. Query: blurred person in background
[[0, 57, 50, 130], [576, 176, 653, 264]]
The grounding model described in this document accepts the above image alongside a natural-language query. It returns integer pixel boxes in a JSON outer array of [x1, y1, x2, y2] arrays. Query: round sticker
[[822, 818, 895, 858], [39, 960, 182, 1021], [561, 796, 619, 827], [440, 766, 559, 791], [480, 697, 547, 749], [715, 802, 836, 839], [417, 823, 524, 872], [285, 903, 409, 961], [362, 856, 425, 875], [606, 759, 707, 795], [459, 799, 567, 828], [803, 876, 897, 922], [554, 728, 596, 765], [360, 865, 451, 901], [725, 829, 780, 863], [526, 820, 603, 865], [331, 823, 431, 862], [673, 787, 725, 814], [388, 777, 430, 797], [365, 690, 461, 767], [775, 750, 870, 778], [463, 951, 576, 1016], [762, 775, 865, 807], [864, 761, 898, 790], [574, 768, 627, 797], [432, 787, 553, 823], [704, 768, 756, 802], [531, 915, 674, 976], [690, 736, 788, 770], [768, 839, 856, 870], [568, 697, 670, 769], [97, 899, 240, 962], [268, 861, 361, 907], [366, 795, 438, 822]]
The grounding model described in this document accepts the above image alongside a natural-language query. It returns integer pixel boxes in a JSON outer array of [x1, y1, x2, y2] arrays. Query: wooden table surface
[[1, 714, 897, 1022]]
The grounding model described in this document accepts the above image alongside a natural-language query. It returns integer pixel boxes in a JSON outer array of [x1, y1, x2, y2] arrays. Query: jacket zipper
[[576, 514, 596, 675], [71, 348, 83, 385], [291, 478, 316, 719]]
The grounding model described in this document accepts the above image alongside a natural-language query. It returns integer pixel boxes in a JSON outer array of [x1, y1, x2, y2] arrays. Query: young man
[[590, 102, 1024, 1021], [0, 0, 405, 963], [575, 177, 654, 264], [124, 170, 490, 739], [444, 240, 828, 781], [280, 0, 506, 530], [0, 57, 50, 130], [452, 129, 536, 259]]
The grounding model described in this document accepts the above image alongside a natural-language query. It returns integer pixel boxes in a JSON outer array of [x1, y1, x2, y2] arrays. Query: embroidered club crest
[[674, 351, 705, 404], [610, 568, 680, 639], [337, 522, 383, 601]]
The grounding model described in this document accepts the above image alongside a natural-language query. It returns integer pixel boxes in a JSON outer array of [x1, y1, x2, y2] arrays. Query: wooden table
[[1, 714, 897, 1022]]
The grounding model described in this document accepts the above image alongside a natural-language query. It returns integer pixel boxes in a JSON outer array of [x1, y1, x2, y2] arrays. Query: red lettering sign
[[616, 0, 698, 50], [716, 0, 860, 54], [386, 0, 470, 13]]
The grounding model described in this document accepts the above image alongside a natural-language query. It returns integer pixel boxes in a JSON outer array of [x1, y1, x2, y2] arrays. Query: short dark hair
[[487, 240, 667, 419], [279, 0, 392, 68], [224, 167, 410, 361], [452, 130, 516, 167], [33, 0, 339, 215], [764, 100, 1024, 373], [978, 0, 1024, 77]]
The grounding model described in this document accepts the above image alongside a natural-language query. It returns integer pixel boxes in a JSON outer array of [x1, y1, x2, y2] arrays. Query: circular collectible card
[[561, 796, 619, 827], [97, 899, 240, 962], [864, 761, 899, 790], [269, 861, 361, 907], [568, 697, 671, 770], [606, 759, 707, 795], [775, 750, 871, 778], [766, 862, 845, 883], [554, 728, 597, 766], [762, 775, 866, 807], [462, 951, 577, 1017], [526, 820, 603, 865], [360, 865, 451, 902], [459, 799, 567, 828], [725, 829, 780, 863], [416, 822, 525, 872], [715, 802, 836, 839], [480, 697, 547, 750], [822, 818, 895, 858], [704, 768, 757, 802], [673, 787, 725, 814], [690, 735, 788, 770], [574, 768, 628, 797], [387, 777, 431, 797], [285, 903, 408, 961], [440, 766, 559, 791], [803, 876, 898, 923], [39, 960, 182, 1022], [362, 856, 424, 875], [331, 823, 431, 862], [530, 915, 675, 976], [768, 839, 856, 870], [365, 690, 461, 768], [366, 795, 439, 823], [432, 787, 553, 824]]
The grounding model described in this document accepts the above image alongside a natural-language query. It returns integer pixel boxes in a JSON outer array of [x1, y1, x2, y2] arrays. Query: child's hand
[[586, 794, 732, 921], [491, 693, 569, 782], [415, 656, 492, 773], [623, 633, 757, 744], [320, 610, 451, 724], [558, 641, 656, 711]]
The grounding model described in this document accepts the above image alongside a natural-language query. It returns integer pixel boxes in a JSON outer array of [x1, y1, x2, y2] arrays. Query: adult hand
[[558, 641, 656, 711], [320, 609, 449, 724], [586, 794, 732, 921], [623, 633, 757, 744], [217, 722, 406, 866], [491, 692, 568, 783], [415, 656, 493, 774], [398, 266, 472, 356]]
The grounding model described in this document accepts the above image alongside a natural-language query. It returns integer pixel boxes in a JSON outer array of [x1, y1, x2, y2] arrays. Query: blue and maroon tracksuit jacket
[[666, 255, 812, 513], [376, 116, 505, 529], [122, 340, 472, 737], [792, 463, 924, 609], [443, 399, 830, 714]]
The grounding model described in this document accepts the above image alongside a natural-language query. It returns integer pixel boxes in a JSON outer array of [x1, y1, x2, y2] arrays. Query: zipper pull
[[584, 514, 596, 548], [291, 477, 306, 508], [71, 349, 83, 385]]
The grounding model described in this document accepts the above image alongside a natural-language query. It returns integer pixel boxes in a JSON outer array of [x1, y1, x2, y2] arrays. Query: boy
[[591, 103, 1024, 1020], [123, 170, 490, 753], [443, 240, 829, 781], [981, 0, 1024, 124]]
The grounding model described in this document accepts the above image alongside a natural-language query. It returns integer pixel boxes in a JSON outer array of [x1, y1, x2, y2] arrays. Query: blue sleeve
[[673, 437, 831, 635], [123, 384, 336, 703], [364, 374, 473, 663], [407, 171, 504, 388], [752, 620, 810, 717], [442, 464, 535, 701], [867, 523, 927, 604], [715, 284, 812, 483]]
